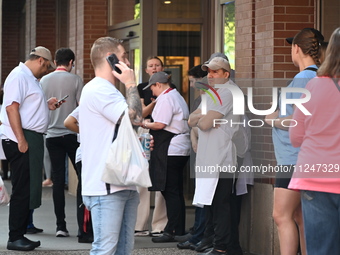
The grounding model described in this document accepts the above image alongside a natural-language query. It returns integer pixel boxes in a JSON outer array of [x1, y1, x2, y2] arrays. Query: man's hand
[[47, 97, 59, 110], [18, 139, 28, 153], [112, 61, 136, 87], [149, 135, 154, 151], [6, 102, 28, 153]]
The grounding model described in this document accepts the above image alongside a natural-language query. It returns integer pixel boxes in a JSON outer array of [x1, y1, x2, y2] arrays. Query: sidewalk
[[0, 180, 198, 255]]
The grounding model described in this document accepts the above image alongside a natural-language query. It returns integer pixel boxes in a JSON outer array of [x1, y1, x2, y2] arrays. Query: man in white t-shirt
[[1, 46, 59, 251], [79, 37, 143, 255], [142, 72, 191, 242]]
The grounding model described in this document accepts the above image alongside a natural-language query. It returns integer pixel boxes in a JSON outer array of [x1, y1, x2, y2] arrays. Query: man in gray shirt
[[41, 48, 83, 239]]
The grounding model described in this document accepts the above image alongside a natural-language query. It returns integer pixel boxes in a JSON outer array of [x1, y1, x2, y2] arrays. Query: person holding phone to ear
[[41, 48, 83, 238], [79, 37, 143, 255]]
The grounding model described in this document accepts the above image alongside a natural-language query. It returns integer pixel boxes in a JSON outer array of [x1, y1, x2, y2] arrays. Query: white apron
[[193, 119, 238, 206]]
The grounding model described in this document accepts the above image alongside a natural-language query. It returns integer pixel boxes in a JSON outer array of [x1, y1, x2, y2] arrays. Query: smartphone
[[106, 53, 122, 74], [55, 95, 69, 106]]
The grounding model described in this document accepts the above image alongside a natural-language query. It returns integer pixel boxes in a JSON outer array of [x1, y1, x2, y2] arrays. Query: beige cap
[[202, 57, 230, 72], [30, 46, 56, 69]]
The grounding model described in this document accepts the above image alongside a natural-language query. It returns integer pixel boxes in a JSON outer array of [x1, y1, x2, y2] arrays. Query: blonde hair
[[90, 37, 122, 69], [146, 56, 164, 67], [318, 27, 340, 78]]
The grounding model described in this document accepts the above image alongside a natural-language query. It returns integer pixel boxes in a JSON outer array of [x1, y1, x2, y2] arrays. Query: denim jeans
[[301, 190, 340, 255], [83, 190, 139, 255]]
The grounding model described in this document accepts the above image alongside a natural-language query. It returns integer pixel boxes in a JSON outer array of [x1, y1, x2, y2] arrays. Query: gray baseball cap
[[202, 57, 231, 72], [143, 71, 171, 90], [205, 52, 229, 63]]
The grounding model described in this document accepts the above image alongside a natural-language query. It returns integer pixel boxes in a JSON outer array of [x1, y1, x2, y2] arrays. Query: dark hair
[[318, 27, 340, 78], [293, 28, 323, 66], [55, 48, 75, 66], [188, 65, 208, 78], [0, 89, 3, 105], [318, 41, 329, 65], [146, 56, 164, 67], [28, 54, 42, 61]]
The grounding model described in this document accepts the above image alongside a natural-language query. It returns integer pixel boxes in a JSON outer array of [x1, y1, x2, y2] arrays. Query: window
[[222, 1, 235, 69]]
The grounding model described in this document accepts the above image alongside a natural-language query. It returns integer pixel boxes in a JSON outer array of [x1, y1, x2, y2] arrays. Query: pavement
[[0, 180, 199, 255]]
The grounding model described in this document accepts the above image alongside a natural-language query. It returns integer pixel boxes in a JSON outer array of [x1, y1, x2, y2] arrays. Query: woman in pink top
[[289, 27, 340, 255]]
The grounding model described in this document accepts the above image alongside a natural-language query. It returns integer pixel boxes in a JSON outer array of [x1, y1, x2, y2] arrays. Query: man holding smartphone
[[40, 48, 84, 239], [79, 37, 143, 255], [1, 46, 58, 251]]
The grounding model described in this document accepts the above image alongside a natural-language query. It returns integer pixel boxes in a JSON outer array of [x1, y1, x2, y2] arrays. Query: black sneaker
[[78, 236, 93, 243], [152, 233, 177, 243], [26, 226, 43, 234]]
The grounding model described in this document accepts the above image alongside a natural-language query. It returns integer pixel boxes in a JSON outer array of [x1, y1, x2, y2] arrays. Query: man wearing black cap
[[1, 46, 60, 251]]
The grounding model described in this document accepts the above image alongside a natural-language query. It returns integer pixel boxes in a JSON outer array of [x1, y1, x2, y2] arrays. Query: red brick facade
[[235, 0, 315, 178], [0, 1, 322, 254]]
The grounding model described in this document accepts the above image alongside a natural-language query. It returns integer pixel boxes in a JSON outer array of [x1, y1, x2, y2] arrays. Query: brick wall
[[1, 0, 23, 84], [110, 0, 135, 25], [273, 0, 315, 79], [235, 0, 316, 173], [83, 0, 109, 83], [235, 0, 255, 79], [36, 0, 57, 55]]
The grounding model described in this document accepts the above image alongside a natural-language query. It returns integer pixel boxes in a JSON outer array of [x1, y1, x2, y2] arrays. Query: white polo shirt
[[1, 62, 49, 142], [152, 88, 190, 156]]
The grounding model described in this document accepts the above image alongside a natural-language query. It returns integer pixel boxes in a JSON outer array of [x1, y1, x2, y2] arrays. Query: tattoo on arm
[[126, 85, 143, 125]]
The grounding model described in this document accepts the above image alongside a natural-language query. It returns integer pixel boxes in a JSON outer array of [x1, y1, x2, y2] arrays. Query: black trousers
[[46, 134, 79, 230], [205, 177, 233, 251], [161, 155, 189, 236], [75, 161, 93, 238], [2, 139, 30, 241]]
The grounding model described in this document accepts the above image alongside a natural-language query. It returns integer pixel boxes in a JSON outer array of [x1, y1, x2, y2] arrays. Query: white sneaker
[[134, 230, 150, 237], [56, 230, 69, 237]]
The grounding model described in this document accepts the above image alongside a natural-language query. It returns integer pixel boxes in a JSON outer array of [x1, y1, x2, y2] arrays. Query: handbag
[[102, 109, 152, 187], [0, 175, 10, 206]]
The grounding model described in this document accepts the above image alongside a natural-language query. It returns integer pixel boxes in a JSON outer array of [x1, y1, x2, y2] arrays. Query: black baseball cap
[[286, 28, 324, 44]]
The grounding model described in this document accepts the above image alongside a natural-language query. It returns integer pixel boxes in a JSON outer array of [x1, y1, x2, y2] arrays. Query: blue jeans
[[301, 190, 340, 255], [83, 190, 139, 255]]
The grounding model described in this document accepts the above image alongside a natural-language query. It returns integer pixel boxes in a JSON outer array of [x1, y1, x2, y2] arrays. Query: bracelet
[[125, 81, 135, 86]]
